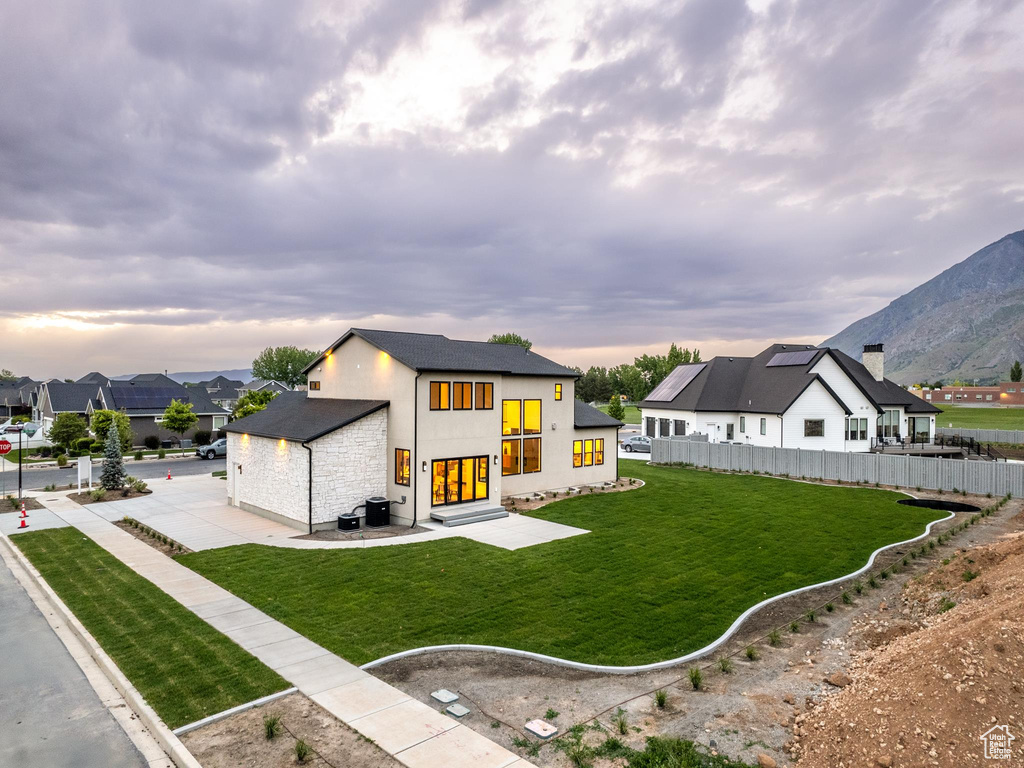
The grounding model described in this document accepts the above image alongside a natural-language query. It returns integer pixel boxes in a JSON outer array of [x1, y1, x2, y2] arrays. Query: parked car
[[621, 435, 652, 453], [196, 438, 227, 460]]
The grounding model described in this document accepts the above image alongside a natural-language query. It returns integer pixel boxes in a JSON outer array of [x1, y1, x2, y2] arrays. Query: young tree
[[1011, 361, 1022, 383], [160, 399, 198, 454], [0, 368, 16, 382], [90, 409, 133, 452], [606, 395, 626, 422], [100, 421, 126, 490], [487, 332, 532, 351], [47, 412, 88, 451], [251, 346, 319, 389], [233, 389, 279, 419]]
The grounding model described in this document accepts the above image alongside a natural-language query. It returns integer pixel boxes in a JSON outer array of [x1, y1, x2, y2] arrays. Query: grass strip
[[180, 462, 941, 667], [13, 527, 289, 728]]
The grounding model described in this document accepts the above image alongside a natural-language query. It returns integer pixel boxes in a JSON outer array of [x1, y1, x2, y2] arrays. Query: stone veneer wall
[[226, 407, 388, 530], [310, 408, 388, 526]]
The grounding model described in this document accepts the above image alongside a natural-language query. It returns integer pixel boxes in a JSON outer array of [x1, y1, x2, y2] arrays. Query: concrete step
[[430, 505, 508, 527]]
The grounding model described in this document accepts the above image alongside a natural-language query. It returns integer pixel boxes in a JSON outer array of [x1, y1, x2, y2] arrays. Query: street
[[0, 555, 147, 768], [2, 456, 226, 492]]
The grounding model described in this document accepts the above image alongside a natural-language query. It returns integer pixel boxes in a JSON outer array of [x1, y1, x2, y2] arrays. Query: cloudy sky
[[3, 0, 1023, 378]]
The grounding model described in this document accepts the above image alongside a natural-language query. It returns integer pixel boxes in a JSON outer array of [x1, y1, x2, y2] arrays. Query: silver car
[[621, 435, 652, 453], [196, 438, 227, 460]]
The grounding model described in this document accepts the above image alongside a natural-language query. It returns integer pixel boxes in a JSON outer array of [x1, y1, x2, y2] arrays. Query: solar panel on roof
[[110, 386, 189, 410], [766, 350, 818, 367], [645, 363, 706, 401]]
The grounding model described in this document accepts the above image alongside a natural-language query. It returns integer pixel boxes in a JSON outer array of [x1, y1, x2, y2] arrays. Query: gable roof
[[302, 328, 578, 378], [223, 391, 388, 442], [76, 372, 110, 386], [98, 381, 228, 416], [640, 343, 939, 416], [129, 373, 180, 388], [43, 382, 103, 413], [241, 379, 289, 392], [574, 400, 624, 429], [199, 375, 245, 390]]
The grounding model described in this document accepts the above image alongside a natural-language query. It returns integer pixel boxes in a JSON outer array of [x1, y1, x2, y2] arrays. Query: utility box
[[365, 496, 390, 527], [338, 513, 360, 532]]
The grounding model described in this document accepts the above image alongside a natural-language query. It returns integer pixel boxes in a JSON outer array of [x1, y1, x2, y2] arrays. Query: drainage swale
[[897, 498, 981, 513]]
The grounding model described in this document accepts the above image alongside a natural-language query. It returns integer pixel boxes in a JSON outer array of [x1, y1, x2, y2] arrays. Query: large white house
[[223, 329, 621, 532], [639, 343, 940, 452]]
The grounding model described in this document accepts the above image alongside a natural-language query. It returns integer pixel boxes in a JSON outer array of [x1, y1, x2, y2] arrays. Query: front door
[[909, 417, 930, 444], [431, 457, 489, 506], [706, 423, 717, 442]]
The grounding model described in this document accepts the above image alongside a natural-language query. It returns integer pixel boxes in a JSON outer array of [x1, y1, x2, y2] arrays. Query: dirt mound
[[794, 530, 1024, 767]]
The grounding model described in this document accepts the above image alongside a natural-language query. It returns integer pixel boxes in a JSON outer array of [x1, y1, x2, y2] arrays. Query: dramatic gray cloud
[[2, 0, 1023, 377]]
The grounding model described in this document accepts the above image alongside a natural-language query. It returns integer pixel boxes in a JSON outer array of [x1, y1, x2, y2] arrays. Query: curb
[[12, 452, 211, 470], [172, 687, 298, 736], [361, 509, 955, 675], [0, 532, 202, 768]]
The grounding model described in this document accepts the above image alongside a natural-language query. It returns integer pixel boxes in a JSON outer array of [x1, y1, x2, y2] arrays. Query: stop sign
[[0, 439, 11, 456]]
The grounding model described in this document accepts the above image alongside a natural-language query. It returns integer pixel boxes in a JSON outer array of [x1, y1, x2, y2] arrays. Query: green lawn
[[597, 403, 641, 423], [180, 463, 940, 667], [937, 405, 1024, 430], [14, 528, 289, 728]]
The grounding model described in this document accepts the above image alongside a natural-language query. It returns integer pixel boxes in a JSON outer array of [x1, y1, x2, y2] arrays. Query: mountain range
[[822, 230, 1024, 385], [110, 369, 253, 385]]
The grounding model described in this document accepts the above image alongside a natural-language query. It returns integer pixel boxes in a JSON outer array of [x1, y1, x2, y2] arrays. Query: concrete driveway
[[0, 555, 148, 768]]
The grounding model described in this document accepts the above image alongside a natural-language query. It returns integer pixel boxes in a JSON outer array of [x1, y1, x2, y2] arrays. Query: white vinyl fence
[[936, 427, 1024, 445], [651, 438, 1024, 497]]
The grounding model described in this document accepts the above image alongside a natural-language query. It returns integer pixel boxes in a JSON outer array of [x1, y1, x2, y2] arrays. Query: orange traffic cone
[[18, 504, 28, 519], [18, 518, 28, 529], [167, 469, 172, 480]]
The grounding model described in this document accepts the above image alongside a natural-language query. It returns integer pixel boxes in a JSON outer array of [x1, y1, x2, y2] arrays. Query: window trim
[[452, 381, 473, 410], [523, 436, 541, 473], [760, 418, 766, 436], [430, 455, 488, 507], [429, 381, 450, 411], [501, 438, 521, 476], [595, 438, 604, 465], [395, 448, 410, 486], [474, 382, 493, 410], [501, 399, 522, 436], [554, 383, 562, 401], [523, 399, 542, 435], [584, 438, 594, 466], [739, 416, 745, 434], [804, 419, 825, 438], [308, 381, 321, 391], [573, 439, 583, 468]]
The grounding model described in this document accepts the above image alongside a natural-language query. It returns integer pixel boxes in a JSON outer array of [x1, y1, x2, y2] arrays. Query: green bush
[[158, 448, 166, 459], [688, 667, 702, 690], [654, 689, 667, 708], [193, 430, 212, 446], [745, 645, 759, 661], [718, 657, 733, 673], [40, 446, 52, 457], [57, 454, 68, 467], [76, 437, 95, 452], [134, 451, 143, 461], [144, 435, 160, 450], [263, 713, 281, 740], [768, 629, 781, 646], [294, 739, 311, 764]]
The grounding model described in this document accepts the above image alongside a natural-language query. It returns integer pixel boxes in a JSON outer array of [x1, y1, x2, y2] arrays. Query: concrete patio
[[82, 475, 588, 553]]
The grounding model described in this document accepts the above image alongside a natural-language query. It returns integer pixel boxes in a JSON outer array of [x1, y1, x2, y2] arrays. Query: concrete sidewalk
[[36, 494, 535, 768]]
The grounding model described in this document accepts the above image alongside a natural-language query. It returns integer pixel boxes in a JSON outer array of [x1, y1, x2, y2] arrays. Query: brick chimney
[[862, 344, 884, 381]]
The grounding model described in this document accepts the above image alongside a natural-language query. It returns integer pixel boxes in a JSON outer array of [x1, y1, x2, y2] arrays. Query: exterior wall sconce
[[422, 460, 427, 472], [493, 455, 498, 465]]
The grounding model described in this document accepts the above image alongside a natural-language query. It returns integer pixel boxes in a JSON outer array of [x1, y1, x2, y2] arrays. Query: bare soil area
[[68, 487, 152, 505], [502, 476, 643, 513], [1, 496, 44, 512], [374, 491, 1021, 767], [180, 692, 402, 768], [114, 519, 192, 556], [295, 523, 432, 541]]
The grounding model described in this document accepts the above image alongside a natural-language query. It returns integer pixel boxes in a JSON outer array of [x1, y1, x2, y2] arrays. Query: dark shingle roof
[[76, 372, 110, 386], [223, 392, 388, 441], [640, 344, 940, 415], [129, 373, 180, 387], [45, 382, 102, 413], [574, 400, 623, 429], [101, 382, 228, 416], [303, 328, 578, 378]]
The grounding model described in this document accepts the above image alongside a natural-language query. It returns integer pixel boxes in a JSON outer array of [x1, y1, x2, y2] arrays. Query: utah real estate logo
[[980, 725, 1014, 760]]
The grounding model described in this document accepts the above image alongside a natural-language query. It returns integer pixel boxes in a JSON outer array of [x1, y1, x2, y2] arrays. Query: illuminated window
[[475, 382, 493, 409], [804, 419, 824, 437], [555, 383, 562, 401], [524, 400, 541, 435], [453, 382, 473, 410], [308, 381, 321, 391], [430, 381, 450, 410], [573, 440, 583, 467], [595, 438, 604, 465], [523, 437, 541, 473], [395, 449, 410, 485], [431, 456, 487, 506], [502, 400, 521, 435], [584, 439, 594, 466], [501, 439, 521, 475]]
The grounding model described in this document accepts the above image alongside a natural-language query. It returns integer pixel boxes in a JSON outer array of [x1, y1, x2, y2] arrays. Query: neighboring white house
[[639, 343, 940, 452], [224, 329, 622, 532]]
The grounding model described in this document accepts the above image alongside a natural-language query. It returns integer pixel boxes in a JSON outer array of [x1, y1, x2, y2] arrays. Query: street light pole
[[18, 426, 23, 501]]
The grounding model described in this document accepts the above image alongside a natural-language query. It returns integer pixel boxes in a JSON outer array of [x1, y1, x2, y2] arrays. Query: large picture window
[[502, 400, 521, 435], [475, 382, 493, 409], [595, 438, 604, 465], [523, 437, 541, 473], [502, 439, 521, 475], [524, 400, 541, 435], [395, 449, 410, 485], [846, 418, 868, 441], [453, 382, 472, 410], [584, 439, 594, 466], [877, 409, 900, 439], [674, 419, 686, 436], [804, 419, 824, 437], [429, 381, 450, 410], [573, 440, 583, 467]]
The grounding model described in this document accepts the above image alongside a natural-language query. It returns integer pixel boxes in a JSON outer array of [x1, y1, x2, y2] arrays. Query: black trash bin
[[365, 497, 390, 527]]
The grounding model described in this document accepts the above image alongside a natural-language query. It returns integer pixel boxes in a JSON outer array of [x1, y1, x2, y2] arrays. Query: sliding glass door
[[431, 456, 489, 507]]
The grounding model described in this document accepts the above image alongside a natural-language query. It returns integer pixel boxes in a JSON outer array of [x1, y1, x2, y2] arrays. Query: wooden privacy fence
[[651, 438, 1024, 497], [936, 427, 1024, 445]]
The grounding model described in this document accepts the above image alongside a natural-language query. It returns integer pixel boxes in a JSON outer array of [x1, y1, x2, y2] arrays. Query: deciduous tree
[[487, 332, 532, 351], [90, 409, 133, 452], [251, 346, 319, 389], [233, 389, 279, 419], [161, 400, 198, 453], [47, 412, 88, 451]]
